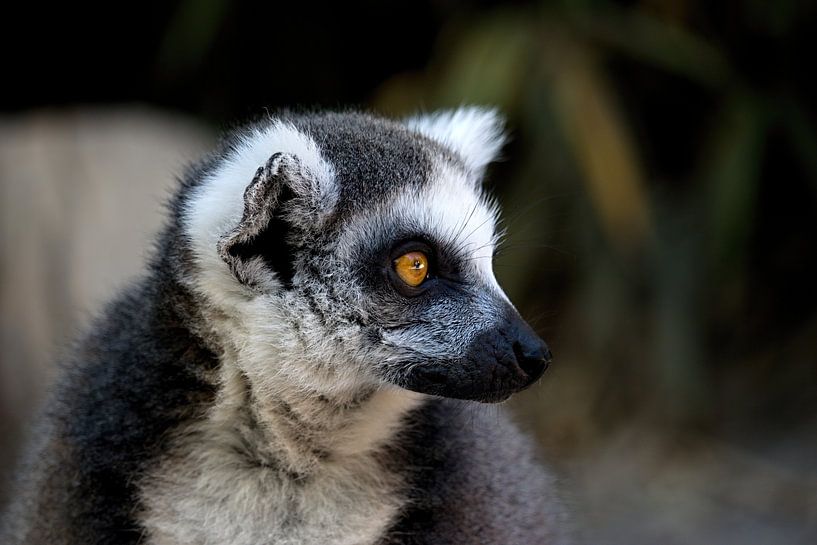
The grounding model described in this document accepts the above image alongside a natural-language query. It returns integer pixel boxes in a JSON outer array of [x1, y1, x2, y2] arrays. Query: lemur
[[1, 108, 573, 544]]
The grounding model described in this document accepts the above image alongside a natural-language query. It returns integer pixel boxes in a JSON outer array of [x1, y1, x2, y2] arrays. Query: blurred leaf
[[704, 94, 766, 274], [159, 0, 229, 73], [780, 99, 817, 202], [569, 7, 732, 87], [370, 72, 429, 116], [372, 10, 534, 113], [547, 43, 652, 252], [431, 12, 533, 108], [651, 195, 708, 423], [746, 0, 801, 36]]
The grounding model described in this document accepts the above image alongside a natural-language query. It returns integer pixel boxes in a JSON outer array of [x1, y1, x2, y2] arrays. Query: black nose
[[512, 336, 552, 381]]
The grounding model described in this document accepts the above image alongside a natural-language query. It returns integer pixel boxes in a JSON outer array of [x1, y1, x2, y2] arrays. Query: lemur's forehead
[[291, 112, 500, 283], [339, 160, 500, 284], [290, 112, 464, 215]]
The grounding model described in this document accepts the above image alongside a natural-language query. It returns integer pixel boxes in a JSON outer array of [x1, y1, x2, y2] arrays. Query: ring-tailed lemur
[[1, 108, 573, 544]]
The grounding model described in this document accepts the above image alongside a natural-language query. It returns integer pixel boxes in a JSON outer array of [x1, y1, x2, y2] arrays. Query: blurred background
[[2, 1, 816, 543]]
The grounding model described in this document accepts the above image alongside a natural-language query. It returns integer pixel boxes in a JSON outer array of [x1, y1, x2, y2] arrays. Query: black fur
[[287, 112, 443, 217], [380, 400, 573, 545], [1, 266, 218, 543]]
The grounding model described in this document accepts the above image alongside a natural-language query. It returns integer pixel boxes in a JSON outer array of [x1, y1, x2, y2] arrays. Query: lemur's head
[[183, 108, 550, 403]]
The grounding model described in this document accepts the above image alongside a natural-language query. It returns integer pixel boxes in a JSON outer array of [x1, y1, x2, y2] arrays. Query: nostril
[[522, 341, 544, 362], [542, 344, 553, 363], [512, 340, 548, 378]]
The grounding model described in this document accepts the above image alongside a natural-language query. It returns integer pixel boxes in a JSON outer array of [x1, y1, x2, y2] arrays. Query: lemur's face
[[185, 109, 550, 403]]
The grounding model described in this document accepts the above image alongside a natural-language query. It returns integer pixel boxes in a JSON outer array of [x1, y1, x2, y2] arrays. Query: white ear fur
[[184, 121, 337, 302], [405, 106, 507, 177]]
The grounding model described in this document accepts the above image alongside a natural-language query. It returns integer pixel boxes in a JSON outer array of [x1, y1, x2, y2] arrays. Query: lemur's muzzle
[[464, 309, 552, 402], [401, 305, 552, 403]]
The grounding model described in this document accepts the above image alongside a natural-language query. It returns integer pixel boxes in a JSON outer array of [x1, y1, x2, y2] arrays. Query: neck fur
[[184, 278, 424, 476], [207, 352, 423, 477], [138, 336, 421, 545]]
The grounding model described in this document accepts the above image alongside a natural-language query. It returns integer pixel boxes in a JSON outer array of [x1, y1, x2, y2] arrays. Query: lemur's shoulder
[[383, 400, 573, 545], [2, 281, 217, 545]]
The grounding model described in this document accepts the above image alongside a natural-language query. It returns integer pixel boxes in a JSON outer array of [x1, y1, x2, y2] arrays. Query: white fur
[[142, 449, 403, 545], [158, 122, 424, 545], [340, 159, 504, 297], [181, 120, 393, 397], [183, 121, 337, 311], [138, 294, 422, 544], [180, 119, 368, 397], [139, 357, 421, 545], [406, 106, 506, 177]]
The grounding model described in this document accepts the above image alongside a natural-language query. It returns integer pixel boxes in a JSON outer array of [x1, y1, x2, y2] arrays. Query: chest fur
[[138, 434, 404, 545]]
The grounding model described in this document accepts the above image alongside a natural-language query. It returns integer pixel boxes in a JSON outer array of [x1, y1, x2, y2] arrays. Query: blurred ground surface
[[1, 109, 815, 544]]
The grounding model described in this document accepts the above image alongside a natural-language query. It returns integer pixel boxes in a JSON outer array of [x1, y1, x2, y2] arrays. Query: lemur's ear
[[405, 106, 507, 180], [217, 152, 331, 292]]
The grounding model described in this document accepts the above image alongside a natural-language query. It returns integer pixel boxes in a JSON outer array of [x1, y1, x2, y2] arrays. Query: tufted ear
[[217, 152, 330, 292], [405, 106, 507, 179]]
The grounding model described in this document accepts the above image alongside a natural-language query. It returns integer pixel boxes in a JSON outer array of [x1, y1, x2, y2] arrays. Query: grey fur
[[1, 108, 573, 544]]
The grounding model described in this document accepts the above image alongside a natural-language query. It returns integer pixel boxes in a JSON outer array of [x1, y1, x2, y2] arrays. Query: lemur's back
[[1, 282, 217, 544], [1, 109, 572, 544]]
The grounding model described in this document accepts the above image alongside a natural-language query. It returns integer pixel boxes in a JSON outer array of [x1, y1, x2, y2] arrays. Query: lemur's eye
[[393, 252, 429, 287]]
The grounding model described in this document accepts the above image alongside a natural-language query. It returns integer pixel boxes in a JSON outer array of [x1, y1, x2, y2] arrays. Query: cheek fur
[[375, 293, 502, 360]]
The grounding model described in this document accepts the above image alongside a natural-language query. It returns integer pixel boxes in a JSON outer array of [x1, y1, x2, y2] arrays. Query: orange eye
[[393, 251, 429, 287]]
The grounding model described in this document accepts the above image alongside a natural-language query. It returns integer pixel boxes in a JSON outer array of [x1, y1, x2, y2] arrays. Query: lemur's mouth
[[396, 330, 552, 404]]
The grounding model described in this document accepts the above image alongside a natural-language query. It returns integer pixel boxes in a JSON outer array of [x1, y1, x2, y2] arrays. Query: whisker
[[495, 241, 576, 259], [498, 192, 573, 231], [448, 200, 481, 248], [458, 212, 497, 248]]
